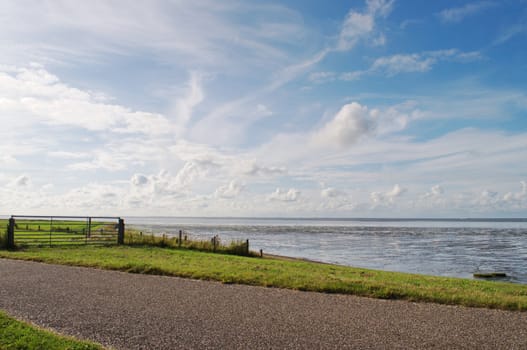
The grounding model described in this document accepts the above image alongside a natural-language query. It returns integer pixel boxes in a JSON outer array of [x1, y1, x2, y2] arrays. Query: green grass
[[0, 219, 251, 255], [1, 245, 526, 311], [0, 310, 103, 350], [125, 230, 252, 256], [0, 218, 114, 248]]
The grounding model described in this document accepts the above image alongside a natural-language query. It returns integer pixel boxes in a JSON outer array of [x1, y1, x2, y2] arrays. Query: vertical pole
[[246, 239, 249, 256], [117, 218, 124, 245], [49, 217, 53, 247], [87, 217, 92, 238], [178, 230, 182, 248], [7, 218, 15, 249]]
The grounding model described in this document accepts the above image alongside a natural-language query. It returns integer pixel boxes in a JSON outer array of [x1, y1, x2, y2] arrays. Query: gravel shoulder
[[1, 258, 526, 349]]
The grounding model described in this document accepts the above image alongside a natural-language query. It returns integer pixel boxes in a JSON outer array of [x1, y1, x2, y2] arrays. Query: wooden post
[[117, 218, 125, 245], [246, 239, 249, 256], [87, 217, 92, 238], [7, 218, 15, 249], [179, 230, 182, 248]]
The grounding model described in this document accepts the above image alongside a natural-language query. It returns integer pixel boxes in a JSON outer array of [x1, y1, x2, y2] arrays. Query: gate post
[[117, 218, 125, 245], [7, 217, 15, 249]]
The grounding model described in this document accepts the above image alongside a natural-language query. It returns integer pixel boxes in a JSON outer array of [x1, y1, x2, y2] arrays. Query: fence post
[[117, 218, 125, 245], [246, 239, 249, 256], [7, 218, 15, 249], [179, 230, 182, 248]]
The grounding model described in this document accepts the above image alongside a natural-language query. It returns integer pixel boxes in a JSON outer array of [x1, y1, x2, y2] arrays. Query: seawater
[[126, 217, 527, 284]]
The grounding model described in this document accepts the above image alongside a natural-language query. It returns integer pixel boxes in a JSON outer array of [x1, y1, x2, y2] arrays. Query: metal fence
[[6, 216, 124, 248]]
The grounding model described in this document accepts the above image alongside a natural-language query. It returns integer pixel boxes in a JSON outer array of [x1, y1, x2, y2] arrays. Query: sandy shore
[[1, 258, 526, 349]]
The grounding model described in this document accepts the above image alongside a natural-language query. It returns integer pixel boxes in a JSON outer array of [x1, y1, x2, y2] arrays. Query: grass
[[0, 310, 103, 350], [1, 245, 526, 311], [0, 218, 115, 248], [125, 230, 252, 256], [0, 219, 251, 255]]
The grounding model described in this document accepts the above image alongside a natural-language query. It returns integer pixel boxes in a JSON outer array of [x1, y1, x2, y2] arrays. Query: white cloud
[[313, 102, 377, 149], [10, 175, 31, 188], [493, 23, 527, 46], [214, 180, 243, 199], [239, 160, 286, 177], [269, 188, 300, 202], [321, 187, 346, 198], [372, 54, 435, 75], [47, 151, 87, 160], [371, 184, 406, 206], [387, 184, 406, 198], [171, 71, 205, 136], [339, 71, 364, 81], [309, 72, 336, 84], [1, 1, 306, 69], [131, 174, 149, 187], [0, 65, 174, 136], [0, 154, 17, 165], [255, 104, 273, 117], [502, 181, 527, 203], [370, 49, 482, 76], [318, 50, 483, 84], [438, 1, 496, 23], [338, 0, 393, 50], [429, 185, 444, 197]]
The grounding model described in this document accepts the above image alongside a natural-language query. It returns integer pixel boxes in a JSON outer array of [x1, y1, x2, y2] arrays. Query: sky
[[1, 0, 526, 218]]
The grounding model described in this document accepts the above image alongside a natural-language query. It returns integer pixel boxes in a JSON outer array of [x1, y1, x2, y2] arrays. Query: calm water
[[126, 217, 527, 284]]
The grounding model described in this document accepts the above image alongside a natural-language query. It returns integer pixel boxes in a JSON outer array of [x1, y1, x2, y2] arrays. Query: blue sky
[[1, 0, 526, 217]]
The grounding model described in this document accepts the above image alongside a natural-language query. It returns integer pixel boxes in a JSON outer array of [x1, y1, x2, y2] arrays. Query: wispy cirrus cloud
[[438, 1, 496, 23], [369, 49, 483, 76], [310, 49, 482, 83]]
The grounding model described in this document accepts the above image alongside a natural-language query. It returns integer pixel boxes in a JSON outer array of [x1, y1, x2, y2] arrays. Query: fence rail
[[6, 215, 124, 248]]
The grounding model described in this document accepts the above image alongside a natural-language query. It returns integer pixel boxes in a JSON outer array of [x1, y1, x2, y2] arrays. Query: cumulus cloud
[[425, 185, 444, 198], [214, 180, 244, 199], [131, 174, 149, 187], [502, 181, 527, 203], [313, 102, 377, 149], [438, 1, 496, 23], [476, 189, 498, 207], [239, 160, 286, 177], [321, 187, 347, 198], [371, 184, 406, 206], [269, 188, 300, 202], [10, 175, 31, 188]]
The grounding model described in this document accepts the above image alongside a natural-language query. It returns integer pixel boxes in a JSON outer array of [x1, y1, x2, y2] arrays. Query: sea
[[126, 217, 527, 284]]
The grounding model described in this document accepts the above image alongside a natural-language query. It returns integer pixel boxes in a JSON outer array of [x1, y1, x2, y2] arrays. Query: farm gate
[[6, 215, 124, 248]]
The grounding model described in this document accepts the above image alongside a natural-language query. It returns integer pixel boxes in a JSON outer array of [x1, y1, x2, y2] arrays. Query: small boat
[[473, 272, 507, 278]]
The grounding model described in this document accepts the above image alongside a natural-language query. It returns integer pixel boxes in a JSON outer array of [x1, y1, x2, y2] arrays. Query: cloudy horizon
[[1, 0, 526, 218]]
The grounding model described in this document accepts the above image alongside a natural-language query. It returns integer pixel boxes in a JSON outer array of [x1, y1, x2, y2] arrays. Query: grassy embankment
[[1, 219, 527, 312], [1, 243, 527, 311], [0, 310, 103, 350]]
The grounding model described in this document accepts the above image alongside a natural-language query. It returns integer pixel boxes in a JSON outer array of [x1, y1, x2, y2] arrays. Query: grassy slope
[[1, 246, 526, 311], [0, 310, 103, 350]]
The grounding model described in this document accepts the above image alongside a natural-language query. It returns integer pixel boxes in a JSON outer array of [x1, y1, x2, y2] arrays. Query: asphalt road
[[1, 258, 526, 349]]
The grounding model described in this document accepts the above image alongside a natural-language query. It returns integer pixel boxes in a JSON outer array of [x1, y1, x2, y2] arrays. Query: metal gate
[[6, 216, 124, 248]]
